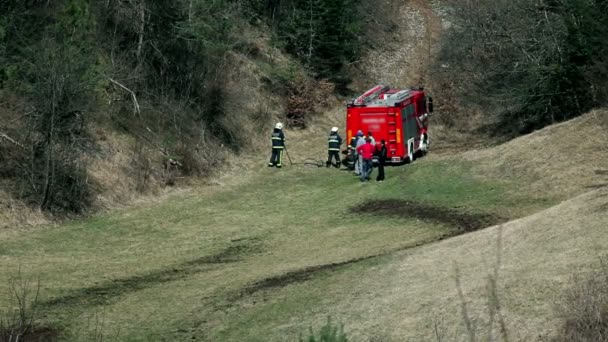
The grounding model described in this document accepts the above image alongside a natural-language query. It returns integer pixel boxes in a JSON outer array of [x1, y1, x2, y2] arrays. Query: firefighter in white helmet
[[326, 126, 342, 168], [268, 122, 285, 168]]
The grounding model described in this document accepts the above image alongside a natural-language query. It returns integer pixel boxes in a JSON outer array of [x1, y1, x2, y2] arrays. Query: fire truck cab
[[345, 85, 433, 167]]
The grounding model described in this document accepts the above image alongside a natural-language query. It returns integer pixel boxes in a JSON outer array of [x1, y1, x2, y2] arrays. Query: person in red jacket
[[356, 138, 375, 182]]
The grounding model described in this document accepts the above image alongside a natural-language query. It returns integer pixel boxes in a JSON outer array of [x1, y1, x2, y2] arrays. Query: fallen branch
[[0, 132, 25, 149], [108, 78, 141, 115]]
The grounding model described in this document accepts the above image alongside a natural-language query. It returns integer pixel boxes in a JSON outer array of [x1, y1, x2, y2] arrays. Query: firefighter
[[375, 139, 387, 182], [268, 122, 285, 168], [356, 137, 375, 182], [326, 127, 342, 168]]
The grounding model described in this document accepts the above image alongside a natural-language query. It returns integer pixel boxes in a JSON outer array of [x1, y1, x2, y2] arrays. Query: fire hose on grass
[[281, 146, 328, 168]]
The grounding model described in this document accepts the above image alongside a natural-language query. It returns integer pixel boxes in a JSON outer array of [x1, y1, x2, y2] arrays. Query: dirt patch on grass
[[240, 254, 380, 297], [238, 232, 459, 298], [0, 326, 60, 342], [351, 199, 504, 232], [234, 201, 501, 298], [43, 239, 264, 309]]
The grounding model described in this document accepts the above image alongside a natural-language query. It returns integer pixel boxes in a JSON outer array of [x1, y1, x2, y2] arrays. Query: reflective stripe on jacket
[[271, 128, 285, 149], [328, 133, 342, 151]]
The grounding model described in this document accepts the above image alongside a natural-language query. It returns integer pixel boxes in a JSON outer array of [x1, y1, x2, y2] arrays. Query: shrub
[[286, 76, 335, 129], [300, 317, 348, 342], [552, 258, 608, 342], [0, 271, 47, 342]]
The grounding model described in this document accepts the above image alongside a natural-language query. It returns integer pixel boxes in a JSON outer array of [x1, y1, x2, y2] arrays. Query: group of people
[[347, 130, 387, 182], [268, 122, 387, 182]]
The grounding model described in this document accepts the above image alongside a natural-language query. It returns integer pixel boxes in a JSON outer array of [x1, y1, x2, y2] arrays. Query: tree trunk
[[40, 78, 57, 211], [136, 0, 146, 62]]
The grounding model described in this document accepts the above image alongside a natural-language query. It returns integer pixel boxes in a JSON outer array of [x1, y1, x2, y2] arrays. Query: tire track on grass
[[234, 201, 504, 298], [42, 239, 263, 309]]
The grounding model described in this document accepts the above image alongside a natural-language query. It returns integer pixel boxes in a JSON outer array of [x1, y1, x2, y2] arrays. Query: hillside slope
[[1, 109, 606, 340], [465, 110, 608, 199], [373, 186, 606, 341], [224, 186, 608, 341], [0, 25, 298, 230], [197, 109, 608, 341]]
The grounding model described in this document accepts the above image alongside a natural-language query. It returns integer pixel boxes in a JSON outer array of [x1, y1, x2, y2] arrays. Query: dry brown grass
[[552, 257, 608, 342], [0, 97, 49, 231], [261, 187, 608, 341], [352, 0, 445, 91], [464, 110, 608, 199], [0, 189, 48, 232]]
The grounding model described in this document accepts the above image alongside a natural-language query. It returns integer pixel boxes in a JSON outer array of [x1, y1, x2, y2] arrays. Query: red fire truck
[[344, 85, 433, 167]]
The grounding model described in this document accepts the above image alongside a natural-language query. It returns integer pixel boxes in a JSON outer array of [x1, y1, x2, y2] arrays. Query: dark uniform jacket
[[271, 128, 285, 149], [377, 144, 388, 163], [348, 136, 357, 152], [328, 133, 342, 151]]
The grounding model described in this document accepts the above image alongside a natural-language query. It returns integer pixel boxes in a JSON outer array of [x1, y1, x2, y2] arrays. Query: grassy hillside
[[204, 187, 608, 341], [0, 153, 541, 340], [2, 111, 606, 340], [2, 1, 608, 340], [466, 109, 608, 199]]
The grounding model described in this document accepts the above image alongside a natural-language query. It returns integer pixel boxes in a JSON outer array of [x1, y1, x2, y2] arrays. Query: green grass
[[0, 158, 554, 340]]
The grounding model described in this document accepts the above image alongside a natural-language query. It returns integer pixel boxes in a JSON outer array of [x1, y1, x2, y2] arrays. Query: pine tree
[[271, 0, 361, 90]]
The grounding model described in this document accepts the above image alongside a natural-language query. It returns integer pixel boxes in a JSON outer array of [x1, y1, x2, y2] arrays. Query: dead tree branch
[[0, 132, 25, 149], [108, 77, 141, 115]]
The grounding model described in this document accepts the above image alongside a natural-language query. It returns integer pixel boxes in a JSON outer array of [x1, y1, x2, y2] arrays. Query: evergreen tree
[[265, 0, 362, 90]]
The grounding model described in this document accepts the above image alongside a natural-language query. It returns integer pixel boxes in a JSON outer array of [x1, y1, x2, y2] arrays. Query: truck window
[[418, 97, 426, 114], [401, 104, 417, 142]]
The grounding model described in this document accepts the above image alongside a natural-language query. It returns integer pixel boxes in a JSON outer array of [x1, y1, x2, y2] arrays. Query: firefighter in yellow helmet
[[268, 122, 285, 168]]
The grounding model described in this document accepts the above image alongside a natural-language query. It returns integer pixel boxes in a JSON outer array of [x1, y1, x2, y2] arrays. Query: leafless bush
[[434, 0, 608, 135], [172, 142, 203, 177], [130, 140, 154, 193], [0, 142, 25, 180], [72, 310, 119, 342], [286, 76, 335, 129], [0, 270, 45, 342], [0, 271, 120, 342], [171, 132, 224, 179], [552, 258, 608, 342]]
